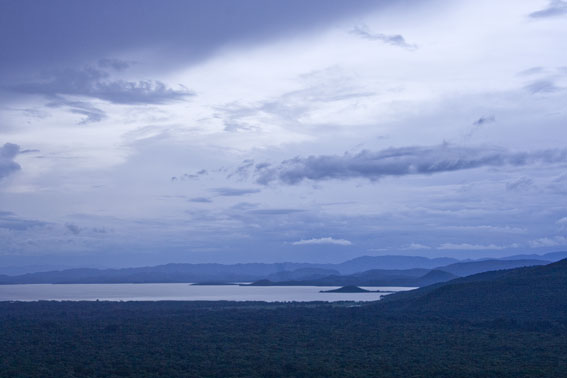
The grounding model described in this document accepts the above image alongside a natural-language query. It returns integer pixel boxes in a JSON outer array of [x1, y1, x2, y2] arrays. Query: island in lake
[[320, 285, 393, 293]]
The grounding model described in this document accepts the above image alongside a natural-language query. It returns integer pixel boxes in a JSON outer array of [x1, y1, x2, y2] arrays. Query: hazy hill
[[248, 268, 458, 287], [500, 251, 567, 262], [437, 258, 549, 277], [332, 255, 458, 274], [0, 253, 558, 285], [265, 268, 340, 282], [379, 259, 567, 321], [0, 255, 459, 284]]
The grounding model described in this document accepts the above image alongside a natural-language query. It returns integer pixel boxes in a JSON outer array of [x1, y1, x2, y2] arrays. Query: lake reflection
[[0, 284, 415, 302]]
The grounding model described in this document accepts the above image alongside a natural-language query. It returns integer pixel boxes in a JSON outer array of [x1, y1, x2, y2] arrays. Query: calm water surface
[[0, 284, 415, 302]]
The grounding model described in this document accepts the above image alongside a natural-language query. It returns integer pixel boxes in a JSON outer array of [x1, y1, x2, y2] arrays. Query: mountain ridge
[[0, 252, 563, 285]]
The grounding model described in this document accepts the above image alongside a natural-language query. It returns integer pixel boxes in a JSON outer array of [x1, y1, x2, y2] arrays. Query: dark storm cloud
[[0, 0, 387, 77], [529, 0, 567, 18], [212, 187, 261, 196], [248, 144, 567, 185], [0, 143, 21, 179], [349, 25, 417, 50], [12, 66, 193, 105]]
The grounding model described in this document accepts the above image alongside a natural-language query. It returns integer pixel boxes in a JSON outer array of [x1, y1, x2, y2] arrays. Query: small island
[[191, 282, 237, 286], [320, 285, 392, 293]]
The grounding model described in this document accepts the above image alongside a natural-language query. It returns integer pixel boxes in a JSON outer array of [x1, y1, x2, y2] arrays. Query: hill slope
[[437, 258, 549, 276], [378, 259, 567, 321]]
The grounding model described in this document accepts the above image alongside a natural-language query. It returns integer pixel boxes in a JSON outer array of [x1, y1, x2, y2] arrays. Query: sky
[[1, 0, 566, 268]]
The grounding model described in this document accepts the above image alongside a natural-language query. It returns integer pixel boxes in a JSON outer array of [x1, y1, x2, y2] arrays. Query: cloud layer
[[529, 0, 567, 18], [250, 144, 567, 185], [349, 25, 417, 50], [292, 237, 352, 246], [0, 143, 21, 180], [12, 66, 193, 105]]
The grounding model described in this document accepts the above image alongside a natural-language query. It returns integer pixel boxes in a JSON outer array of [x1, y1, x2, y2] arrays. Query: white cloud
[[529, 236, 567, 248], [556, 217, 567, 229], [442, 225, 526, 233], [403, 243, 431, 250], [437, 243, 516, 250], [292, 237, 352, 246]]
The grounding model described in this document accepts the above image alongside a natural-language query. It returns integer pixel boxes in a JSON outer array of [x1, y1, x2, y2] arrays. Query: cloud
[[212, 187, 261, 196], [517, 66, 545, 76], [249, 144, 567, 185], [97, 58, 132, 71], [65, 223, 82, 235], [292, 237, 352, 246], [349, 25, 417, 50], [248, 209, 305, 215], [529, 236, 567, 248], [529, 0, 567, 18], [437, 243, 513, 250], [11, 66, 194, 105], [548, 173, 567, 194], [0, 211, 47, 230], [442, 225, 526, 233], [506, 177, 535, 192], [556, 217, 567, 229], [189, 197, 213, 203], [171, 170, 208, 182], [473, 115, 495, 126], [468, 115, 495, 137], [46, 96, 106, 124], [216, 70, 375, 133], [0, 143, 21, 180], [403, 243, 431, 250], [524, 79, 561, 94], [0, 0, 384, 82]]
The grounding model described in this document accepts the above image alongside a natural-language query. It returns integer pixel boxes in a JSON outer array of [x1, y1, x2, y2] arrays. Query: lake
[[0, 284, 415, 302]]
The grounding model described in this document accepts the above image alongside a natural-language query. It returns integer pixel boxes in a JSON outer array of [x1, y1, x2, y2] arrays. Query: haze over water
[[0, 284, 412, 302]]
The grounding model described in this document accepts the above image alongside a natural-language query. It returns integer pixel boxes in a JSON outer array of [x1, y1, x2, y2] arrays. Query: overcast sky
[[1, 0, 566, 267]]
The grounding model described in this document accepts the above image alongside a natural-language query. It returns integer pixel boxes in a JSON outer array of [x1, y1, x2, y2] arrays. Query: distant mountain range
[[377, 258, 567, 322], [0, 251, 565, 286], [248, 268, 458, 287]]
